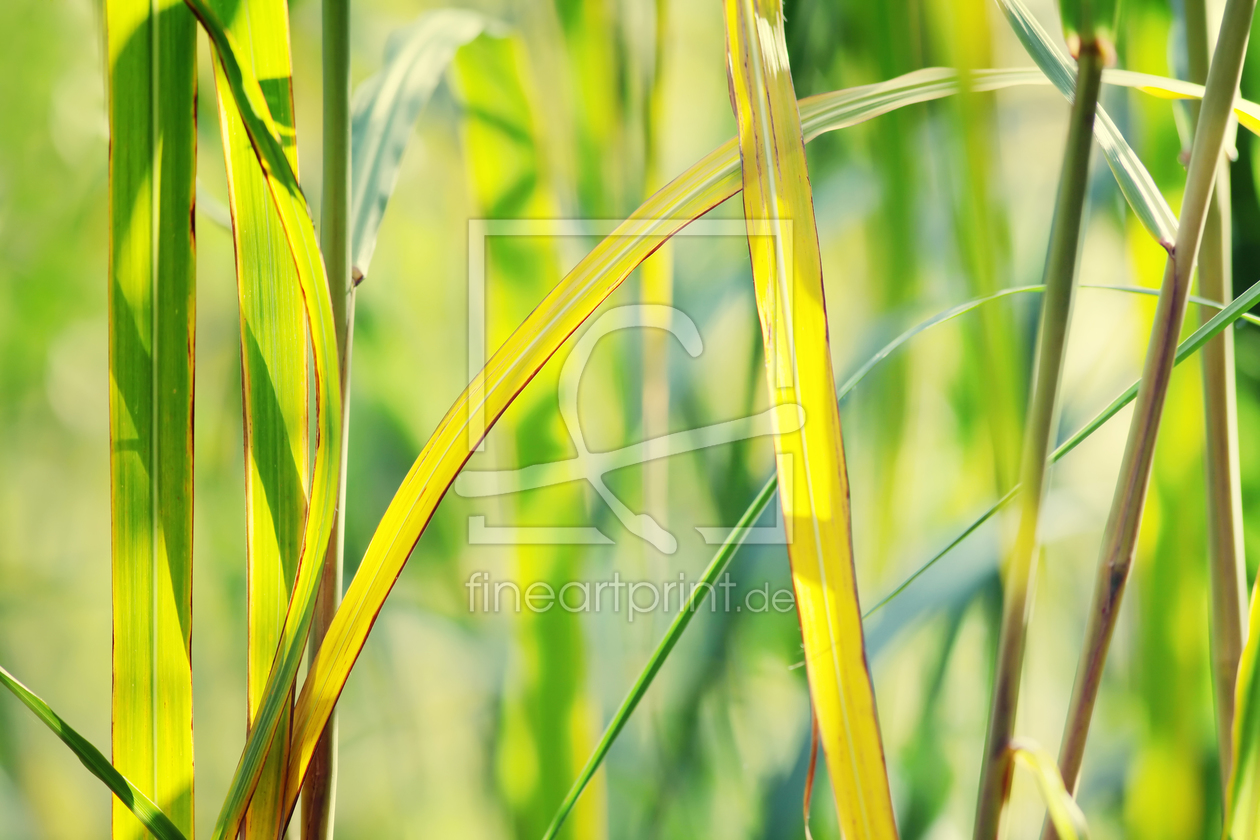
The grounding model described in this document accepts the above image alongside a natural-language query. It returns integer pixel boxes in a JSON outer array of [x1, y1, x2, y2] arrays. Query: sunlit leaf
[[104, 0, 196, 836], [1009, 739, 1089, 840], [998, 0, 1177, 247], [350, 9, 493, 280], [280, 60, 1253, 809], [178, 2, 343, 838], [207, 0, 306, 835], [723, 0, 896, 835]]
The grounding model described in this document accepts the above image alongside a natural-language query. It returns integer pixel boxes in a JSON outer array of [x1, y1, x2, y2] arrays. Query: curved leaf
[[998, 0, 1178, 246], [178, 2, 344, 838], [207, 0, 307, 835], [1009, 739, 1089, 840], [350, 9, 495, 279], [0, 665, 186, 840]]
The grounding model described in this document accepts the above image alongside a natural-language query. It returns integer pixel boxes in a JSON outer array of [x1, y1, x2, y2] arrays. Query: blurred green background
[[4, 0, 1260, 837]]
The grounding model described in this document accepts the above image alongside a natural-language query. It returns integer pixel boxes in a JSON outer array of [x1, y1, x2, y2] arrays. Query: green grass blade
[[177, 2, 344, 837], [104, 1, 196, 836], [0, 665, 187, 840], [867, 280, 1260, 616], [997, 0, 1178, 247], [540, 476, 777, 840], [349, 9, 491, 280], [207, 0, 306, 835]]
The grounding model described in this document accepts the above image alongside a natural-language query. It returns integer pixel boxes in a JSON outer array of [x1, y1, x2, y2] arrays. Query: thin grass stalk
[[971, 42, 1103, 840], [303, 0, 353, 836], [1183, 0, 1249, 788], [1047, 0, 1258, 819]]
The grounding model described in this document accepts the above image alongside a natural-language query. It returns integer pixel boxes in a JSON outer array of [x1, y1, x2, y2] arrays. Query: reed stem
[[303, 0, 353, 836], [1046, 0, 1257, 826], [973, 43, 1103, 840], [1184, 0, 1248, 789]]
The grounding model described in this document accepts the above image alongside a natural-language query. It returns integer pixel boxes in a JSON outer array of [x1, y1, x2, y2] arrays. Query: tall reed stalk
[[303, 0, 353, 835], [1183, 0, 1249, 788], [1048, 0, 1258, 822], [972, 35, 1104, 840]]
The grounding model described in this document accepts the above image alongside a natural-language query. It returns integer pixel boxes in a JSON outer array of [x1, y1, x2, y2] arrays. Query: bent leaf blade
[[207, 0, 307, 835]]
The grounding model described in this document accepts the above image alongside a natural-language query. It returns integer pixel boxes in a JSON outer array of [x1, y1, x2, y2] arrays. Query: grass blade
[[349, 9, 491, 281], [1009, 740, 1089, 840], [0, 665, 187, 840], [207, 0, 306, 835], [278, 63, 1246, 809], [860, 282, 1260, 617], [997, 0, 1177, 247], [540, 475, 777, 840], [723, 0, 896, 836], [973, 23, 1105, 839], [104, 0, 197, 836], [178, 2, 344, 837], [1051, 0, 1258, 817]]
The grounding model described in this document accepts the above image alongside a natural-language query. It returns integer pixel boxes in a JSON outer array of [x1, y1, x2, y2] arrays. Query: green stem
[[1048, 0, 1257, 822], [973, 43, 1103, 840], [1184, 0, 1248, 790], [304, 0, 353, 837]]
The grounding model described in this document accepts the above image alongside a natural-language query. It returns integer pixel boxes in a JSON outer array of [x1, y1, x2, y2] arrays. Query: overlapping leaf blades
[[25, 1, 1260, 830], [207, 0, 307, 835], [0, 666, 187, 840], [178, 1, 343, 837], [280, 53, 1256, 813]]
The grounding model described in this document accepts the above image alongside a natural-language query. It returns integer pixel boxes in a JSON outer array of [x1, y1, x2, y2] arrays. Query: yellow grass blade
[[1009, 740, 1089, 840], [282, 119, 741, 822], [177, 2, 343, 837], [104, 1, 196, 837], [207, 0, 306, 836], [722, 1, 896, 838]]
